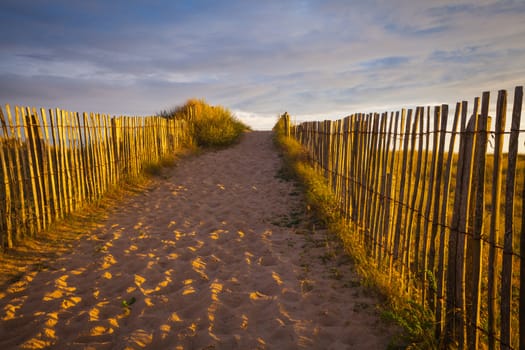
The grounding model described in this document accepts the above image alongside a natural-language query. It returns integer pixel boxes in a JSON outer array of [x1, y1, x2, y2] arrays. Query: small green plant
[[122, 296, 136, 309], [381, 300, 436, 349], [143, 162, 163, 177]]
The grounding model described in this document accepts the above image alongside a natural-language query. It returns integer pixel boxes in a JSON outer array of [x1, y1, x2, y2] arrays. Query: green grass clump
[[142, 154, 178, 177], [160, 98, 250, 148]]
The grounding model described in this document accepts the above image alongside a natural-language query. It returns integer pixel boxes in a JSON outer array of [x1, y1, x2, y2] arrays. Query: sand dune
[[0, 131, 400, 349]]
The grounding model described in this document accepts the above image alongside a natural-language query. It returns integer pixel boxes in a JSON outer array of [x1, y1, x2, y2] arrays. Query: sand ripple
[[0, 132, 399, 349]]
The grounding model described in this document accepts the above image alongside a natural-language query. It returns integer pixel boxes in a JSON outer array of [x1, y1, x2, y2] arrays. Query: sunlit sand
[[0, 132, 399, 349]]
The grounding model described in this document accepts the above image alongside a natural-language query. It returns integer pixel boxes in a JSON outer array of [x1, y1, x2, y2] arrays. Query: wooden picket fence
[[287, 86, 524, 349], [0, 105, 190, 249]]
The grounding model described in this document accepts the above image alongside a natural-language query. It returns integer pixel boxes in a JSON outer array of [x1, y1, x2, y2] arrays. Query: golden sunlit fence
[[0, 105, 190, 249], [286, 87, 525, 349]]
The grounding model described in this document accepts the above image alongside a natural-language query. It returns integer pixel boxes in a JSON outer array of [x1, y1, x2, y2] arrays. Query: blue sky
[[0, 0, 524, 130]]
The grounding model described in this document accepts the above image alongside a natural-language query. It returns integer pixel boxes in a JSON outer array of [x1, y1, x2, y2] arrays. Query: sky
[[0, 0, 524, 130]]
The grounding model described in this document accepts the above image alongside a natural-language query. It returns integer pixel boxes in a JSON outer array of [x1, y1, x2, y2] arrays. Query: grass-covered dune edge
[[273, 113, 434, 349], [160, 98, 250, 148]]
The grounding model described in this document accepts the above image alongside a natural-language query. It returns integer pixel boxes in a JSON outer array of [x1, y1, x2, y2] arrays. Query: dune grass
[[160, 98, 250, 148]]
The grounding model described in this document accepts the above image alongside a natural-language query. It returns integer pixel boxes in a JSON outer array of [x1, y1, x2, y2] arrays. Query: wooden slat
[[467, 91, 490, 349], [110, 116, 120, 184], [74, 112, 86, 204], [350, 116, 360, 223], [501, 86, 522, 350], [68, 111, 81, 210], [428, 105, 449, 310], [421, 106, 441, 306], [445, 100, 477, 348], [393, 109, 409, 263], [342, 116, 352, 224], [0, 106, 13, 248], [91, 113, 102, 199], [357, 116, 365, 241], [365, 114, 380, 252], [377, 112, 392, 266], [436, 103, 460, 339], [413, 106, 431, 282], [31, 107, 47, 231], [83, 112, 95, 201], [104, 114, 116, 188], [20, 107, 39, 236], [388, 111, 401, 280], [403, 107, 423, 291], [62, 110, 74, 213], [518, 86, 525, 350], [54, 109, 66, 215], [38, 108, 53, 225], [486, 91, 506, 350], [5, 105, 25, 241], [444, 100, 468, 344], [99, 114, 109, 193], [49, 109, 63, 218], [402, 107, 421, 291], [372, 113, 388, 260]]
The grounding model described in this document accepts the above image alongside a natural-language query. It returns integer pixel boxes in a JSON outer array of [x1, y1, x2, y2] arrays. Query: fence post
[[282, 112, 290, 137]]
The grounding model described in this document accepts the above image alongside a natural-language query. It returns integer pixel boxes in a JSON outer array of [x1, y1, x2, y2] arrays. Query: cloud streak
[[0, 0, 524, 129]]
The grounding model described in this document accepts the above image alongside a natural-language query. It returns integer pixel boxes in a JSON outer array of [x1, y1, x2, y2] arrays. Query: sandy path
[[0, 131, 399, 349]]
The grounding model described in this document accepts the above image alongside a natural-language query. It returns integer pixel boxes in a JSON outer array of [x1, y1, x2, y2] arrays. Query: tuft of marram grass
[[160, 98, 250, 148]]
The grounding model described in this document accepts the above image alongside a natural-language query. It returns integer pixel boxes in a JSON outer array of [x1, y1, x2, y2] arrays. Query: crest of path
[[0, 131, 400, 349]]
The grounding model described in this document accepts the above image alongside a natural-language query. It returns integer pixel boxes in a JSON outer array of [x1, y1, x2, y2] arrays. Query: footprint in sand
[[0, 132, 401, 350]]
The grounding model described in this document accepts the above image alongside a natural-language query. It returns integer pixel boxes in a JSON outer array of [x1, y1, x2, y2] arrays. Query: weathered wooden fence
[[0, 105, 190, 249], [288, 87, 524, 349]]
